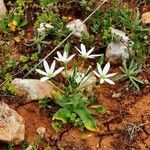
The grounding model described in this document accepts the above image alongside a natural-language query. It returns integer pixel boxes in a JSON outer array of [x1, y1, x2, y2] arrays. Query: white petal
[[53, 67, 64, 76], [74, 46, 82, 54], [50, 60, 56, 73], [37, 27, 45, 33], [57, 51, 63, 60], [67, 54, 75, 61], [100, 78, 104, 84], [36, 69, 47, 76], [106, 73, 117, 77], [103, 62, 110, 74], [40, 23, 44, 28], [88, 54, 102, 58], [40, 77, 49, 82], [104, 78, 115, 85], [45, 24, 53, 28], [87, 47, 94, 55], [43, 60, 50, 74], [97, 63, 103, 75], [93, 71, 100, 78], [54, 57, 61, 62], [80, 43, 86, 54]]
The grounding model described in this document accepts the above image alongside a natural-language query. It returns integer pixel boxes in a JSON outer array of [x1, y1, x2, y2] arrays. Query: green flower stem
[[47, 80, 64, 94], [76, 80, 98, 93], [64, 63, 69, 79], [80, 59, 86, 72]]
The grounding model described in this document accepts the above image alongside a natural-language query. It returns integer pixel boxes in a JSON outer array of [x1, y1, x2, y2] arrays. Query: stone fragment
[[66, 19, 89, 37], [105, 28, 133, 64], [105, 41, 130, 64], [110, 27, 130, 43], [0, 0, 7, 20], [142, 12, 150, 25], [36, 127, 46, 137], [12, 78, 56, 100], [112, 92, 121, 98], [0, 102, 25, 144]]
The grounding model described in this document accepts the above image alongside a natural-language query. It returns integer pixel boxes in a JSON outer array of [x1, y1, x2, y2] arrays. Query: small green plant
[[0, 13, 28, 34], [35, 12, 70, 45], [1, 73, 17, 94], [52, 121, 63, 132], [77, 0, 98, 12], [36, 43, 117, 132], [8, 143, 14, 150], [116, 61, 143, 91], [40, 0, 58, 7], [24, 33, 50, 54]]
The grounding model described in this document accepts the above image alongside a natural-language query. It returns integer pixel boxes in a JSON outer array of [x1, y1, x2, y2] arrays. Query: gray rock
[[12, 78, 56, 100], [142, 12, 150, 25], [105, 28, 133, 64], [105, 41, 131, 64], [110, 27, 130, 43], [66, 19, 89, 37], [0, 102, 25, 144], [0, 0, 7, 20]]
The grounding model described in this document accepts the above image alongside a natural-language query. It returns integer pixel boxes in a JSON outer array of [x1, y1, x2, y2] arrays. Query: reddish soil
[[0, 80, 149, 149]]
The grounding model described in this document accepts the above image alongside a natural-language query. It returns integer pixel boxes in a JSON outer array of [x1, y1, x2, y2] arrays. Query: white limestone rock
[[0, 102, 25, 144], [105, 28, 133, 64], [0, 0, 7, 20], [142, 12, 150, 25], [110, 27, 130, 43], [12, 78, 56, 100], [66, 19, 89, 37]]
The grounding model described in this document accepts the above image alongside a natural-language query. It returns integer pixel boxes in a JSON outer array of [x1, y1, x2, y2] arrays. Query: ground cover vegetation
[[0, 0, 150, 149]]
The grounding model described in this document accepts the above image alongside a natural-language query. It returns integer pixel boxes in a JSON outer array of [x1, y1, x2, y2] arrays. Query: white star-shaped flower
[[54, 51, 75, 64], [37, 22, 54, 34], [36, 60, 64, 82], [93, 62, 117, 85], [74, 43, 102, 59]]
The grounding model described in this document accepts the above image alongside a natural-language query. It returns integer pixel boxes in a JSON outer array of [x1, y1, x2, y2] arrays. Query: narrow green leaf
[[19, 20, 28, 27], [131, 76, 144, 84], [130, 77, 140, 91]]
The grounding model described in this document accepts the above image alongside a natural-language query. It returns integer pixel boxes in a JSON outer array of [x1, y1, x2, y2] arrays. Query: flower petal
[[103, 62, 110, 74], [87, 47, 94, 55], [106, 73, 117, 77], [97, 63, 103, 75], [57, 51, 63, 60], [36, 69, 47, 76], [104, 78, 115, 85], [67, 54, 75, 62], [93, 71, 100, 78], [43, 60, 50, 74], [40, 76, 49, 82], [80, 43, 86, 54], [53, 67, 64, 76], [50, 60, 56, 73], [54, 57, 61, 62], [40, 23, 44, 28], [74, 46, 82, 54], [88, 54, 102, 58]]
